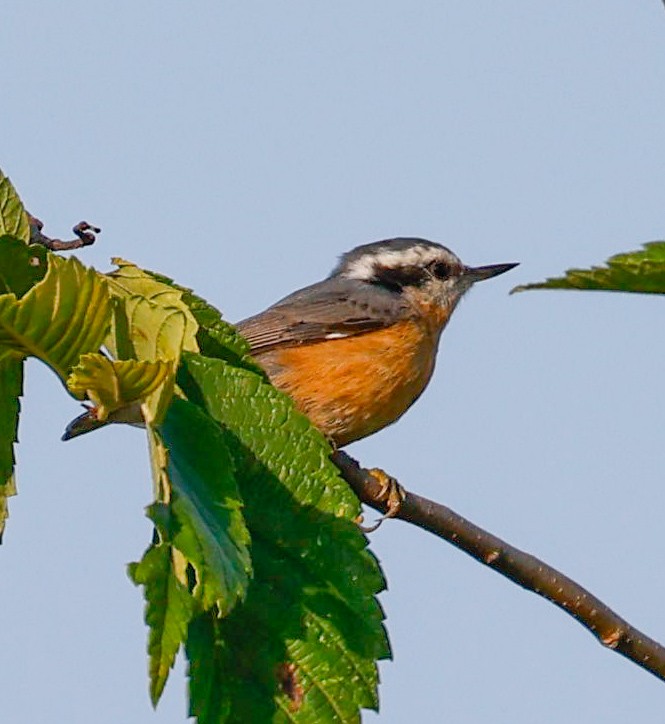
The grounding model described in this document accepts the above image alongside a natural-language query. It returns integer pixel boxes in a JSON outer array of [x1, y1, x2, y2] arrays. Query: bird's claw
[[357, 468, 406, 533]]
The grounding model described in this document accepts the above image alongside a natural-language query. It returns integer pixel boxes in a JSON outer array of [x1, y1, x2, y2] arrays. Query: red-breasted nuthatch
[[237, 237, 518, 447]]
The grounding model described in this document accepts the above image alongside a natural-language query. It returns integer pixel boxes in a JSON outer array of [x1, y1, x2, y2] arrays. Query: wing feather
[[236, 278, 410, 355]]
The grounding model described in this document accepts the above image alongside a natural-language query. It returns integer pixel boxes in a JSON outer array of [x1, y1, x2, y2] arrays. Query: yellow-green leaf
[[105, 259, 198, 424], [0, 254, 110, 381], [67, 353, 171, 421], [106, 258, 198, 359], [0, 473, 17, 544], [0, 169, 30, 243]]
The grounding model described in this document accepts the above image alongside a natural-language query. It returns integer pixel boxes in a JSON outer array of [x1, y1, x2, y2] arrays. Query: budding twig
[[28, 213, 100, 251]]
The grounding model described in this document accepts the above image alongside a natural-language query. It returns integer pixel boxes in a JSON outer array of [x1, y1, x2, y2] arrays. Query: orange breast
[[255, 319, 441, 446]]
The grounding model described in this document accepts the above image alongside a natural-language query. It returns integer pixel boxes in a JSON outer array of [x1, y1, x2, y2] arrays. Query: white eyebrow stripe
[[341, 246, 448, 280]]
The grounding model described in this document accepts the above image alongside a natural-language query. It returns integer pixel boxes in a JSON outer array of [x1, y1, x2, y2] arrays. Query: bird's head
[[332, 237, 518, 319]]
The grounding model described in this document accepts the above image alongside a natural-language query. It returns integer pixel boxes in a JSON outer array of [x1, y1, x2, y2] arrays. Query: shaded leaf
[[0, 254, 110, 381], [157, 397, 251, 614], [512, 242, 665, 295], [0, 236, 48, 297], [0, 350, 23, 483], [0, 170, 30, 242], [0, 350, 23, 541], [185, 612, 232, 724], [180, 353, 389, 722], [128, 543, 196, 706], [135, 398, 251, 709], [67, 353, 171, 421]]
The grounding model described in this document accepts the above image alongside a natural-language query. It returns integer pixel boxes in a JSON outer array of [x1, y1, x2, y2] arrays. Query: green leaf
[[0, 170, 30, 242], [0, 350, 23, 483], [135, 399, 251, 708], [141, 268, 263, 376], [128, 542, 196, 706], [179, 353, 389, 722], [67, 353, 171, 421], [512, 242, 665, 295], [157, 397, 251, 614], [0, 254, 110, 381], [0, 349, 22, 541], [185, 612, 232, 724], [0, 473, 16, 544], [106, 258, 198, 358], [105, 259, 199, 423], [0, 236, 48, 297]]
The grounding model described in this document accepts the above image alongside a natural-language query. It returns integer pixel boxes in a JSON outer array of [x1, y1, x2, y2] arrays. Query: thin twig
[[332, 450, 665, 683], [28, 213, 100, 251]]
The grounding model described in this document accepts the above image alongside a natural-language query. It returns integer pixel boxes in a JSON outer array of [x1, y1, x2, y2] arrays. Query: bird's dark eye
[[430, 261, 451, 279]]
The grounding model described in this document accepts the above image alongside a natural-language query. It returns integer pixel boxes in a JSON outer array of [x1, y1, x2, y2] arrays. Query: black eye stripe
[[372, 265, 429, 292]]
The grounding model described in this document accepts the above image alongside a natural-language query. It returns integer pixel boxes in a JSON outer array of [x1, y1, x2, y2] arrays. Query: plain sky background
[[2, 2, 665, 722]]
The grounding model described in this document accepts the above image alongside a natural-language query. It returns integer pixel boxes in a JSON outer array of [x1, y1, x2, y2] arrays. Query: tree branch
[[332, 450, 665, 683], [28, 213, 100, 251]]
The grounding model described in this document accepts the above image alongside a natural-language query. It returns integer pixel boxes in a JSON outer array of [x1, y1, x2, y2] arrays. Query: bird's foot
[[357, 468, 406, 533]]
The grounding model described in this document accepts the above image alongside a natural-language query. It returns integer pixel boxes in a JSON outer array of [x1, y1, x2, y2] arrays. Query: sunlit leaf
[[106, 258, 198, 358], [0, 473, 17, 545], [0, 170, 30, 242], [512, 242, 665, 295], [0, 350, 23, 542], [141, 269, 263, 375], [67, 353, 171, 421], [0, 253, 109, 382], [105, 259, 198, 424]]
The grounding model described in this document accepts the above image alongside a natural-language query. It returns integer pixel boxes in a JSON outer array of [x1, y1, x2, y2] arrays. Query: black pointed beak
[[464, 262, 519, 282]]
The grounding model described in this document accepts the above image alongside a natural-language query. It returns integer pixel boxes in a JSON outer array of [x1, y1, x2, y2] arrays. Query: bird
[[236, 237, 518, 448], [62, 237, 517, 452]]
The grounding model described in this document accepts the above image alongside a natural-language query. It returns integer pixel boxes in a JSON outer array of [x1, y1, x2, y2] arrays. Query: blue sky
[[2, 2, 665, 722]]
